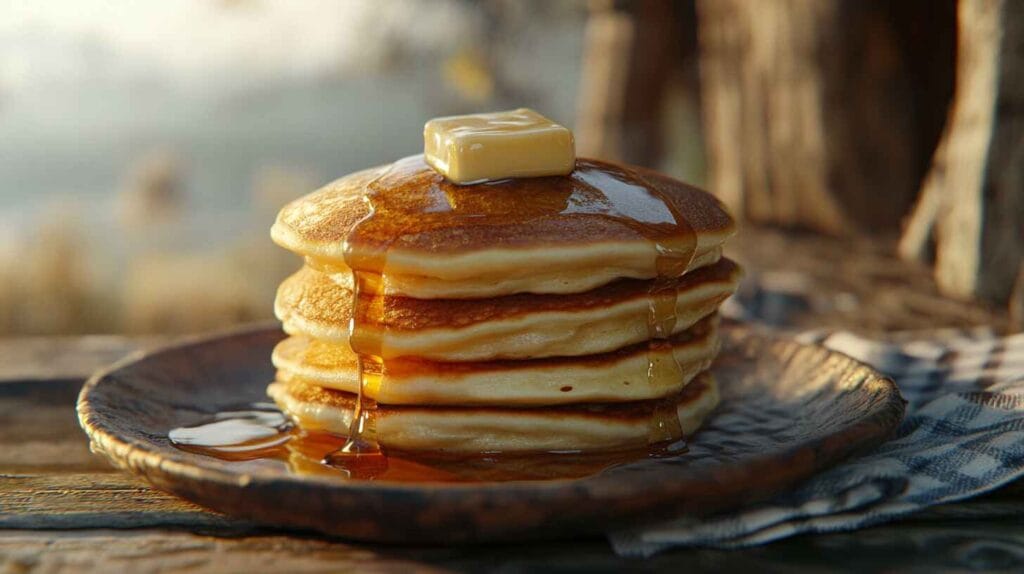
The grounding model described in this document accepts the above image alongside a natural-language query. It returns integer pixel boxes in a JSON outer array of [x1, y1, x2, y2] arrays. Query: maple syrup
[[333, 157, 697, 464], [172, 156, 704, 479], [331, 157, 700, 456], [168, 403, 292, 457], [323, 269, 384, 467], [168, 399, 691, 482]]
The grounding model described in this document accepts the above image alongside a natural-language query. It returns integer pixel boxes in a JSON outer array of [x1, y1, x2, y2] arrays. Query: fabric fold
[[611, 331, 1024, 557]]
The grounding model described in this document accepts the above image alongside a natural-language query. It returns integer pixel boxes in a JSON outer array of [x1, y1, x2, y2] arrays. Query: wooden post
[[899, 0, 1024, 304], [696, 0, 955, 235], [576, 0, 693, 167], [576, 1, 635, 162]]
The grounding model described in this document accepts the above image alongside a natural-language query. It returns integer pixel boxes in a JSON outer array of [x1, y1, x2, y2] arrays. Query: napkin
[[611, 325, 1024, 557]]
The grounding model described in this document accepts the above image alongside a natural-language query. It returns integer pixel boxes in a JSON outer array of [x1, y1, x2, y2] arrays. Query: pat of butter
[[424, 108, 575, 184]]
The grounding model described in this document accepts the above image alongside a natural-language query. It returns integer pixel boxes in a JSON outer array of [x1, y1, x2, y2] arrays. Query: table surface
[[3, 336, 1024, 573]]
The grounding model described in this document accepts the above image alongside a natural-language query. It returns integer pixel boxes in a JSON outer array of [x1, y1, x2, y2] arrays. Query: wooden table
[[4, 335, 1024, 572]]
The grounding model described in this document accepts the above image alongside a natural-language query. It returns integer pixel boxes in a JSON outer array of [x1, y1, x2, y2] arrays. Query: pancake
[[267, 372, 720, 453], [271, 156, 735, 299], [275, 258, 741, 361], [305, 246, 724, 300], [273, 315, 720, 406]]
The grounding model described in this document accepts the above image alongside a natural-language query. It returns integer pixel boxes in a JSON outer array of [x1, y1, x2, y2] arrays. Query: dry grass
[[0, 162, 312, 336], [0, 211, 92, 335]]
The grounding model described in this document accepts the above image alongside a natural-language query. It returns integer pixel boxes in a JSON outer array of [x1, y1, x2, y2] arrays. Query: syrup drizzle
[[322, 270, 383, 465], [324, 161, 401, 468], [321, 157, 699, 460], [641, 199, 695, 451], [573, 164, 696, 449], [168, 402, 687, 482]]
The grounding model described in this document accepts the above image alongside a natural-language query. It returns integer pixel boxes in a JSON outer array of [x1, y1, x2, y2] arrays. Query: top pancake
[[271, 155, 735, 298]]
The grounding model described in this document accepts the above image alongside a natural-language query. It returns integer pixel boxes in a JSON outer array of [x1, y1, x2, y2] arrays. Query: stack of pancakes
[[268, 156, 739, 453]]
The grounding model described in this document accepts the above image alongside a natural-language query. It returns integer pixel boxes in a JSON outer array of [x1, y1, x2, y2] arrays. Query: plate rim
[[76, 321, 907, 537]]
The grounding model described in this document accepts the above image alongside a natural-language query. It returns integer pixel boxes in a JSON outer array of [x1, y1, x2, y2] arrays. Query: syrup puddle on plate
[[169, 401, 688, 482]]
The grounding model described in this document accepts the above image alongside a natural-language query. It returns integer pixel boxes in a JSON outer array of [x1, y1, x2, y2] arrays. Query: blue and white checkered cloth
[[611, 327, 1024, 557]]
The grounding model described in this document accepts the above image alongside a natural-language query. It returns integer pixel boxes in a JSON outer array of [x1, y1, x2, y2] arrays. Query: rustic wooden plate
[[77, 322, 904, 543]]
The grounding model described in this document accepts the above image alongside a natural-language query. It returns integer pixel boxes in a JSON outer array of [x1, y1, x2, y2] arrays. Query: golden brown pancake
[[267, 372, 720, 453], [275, 258, 740, 361], [271, 156, 735, 298], [273, 315, 720, 406], [267, 146, 738, 456], [305, 246, 725, 300]]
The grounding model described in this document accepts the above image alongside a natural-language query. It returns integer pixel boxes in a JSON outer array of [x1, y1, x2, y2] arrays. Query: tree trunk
[[576, 0, 696, 167], [696, 0, 955, 235], [899, 0, 1024, 304]]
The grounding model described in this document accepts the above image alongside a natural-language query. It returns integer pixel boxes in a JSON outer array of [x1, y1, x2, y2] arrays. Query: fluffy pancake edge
[[272, 316, 720, 405], [275, 259, 740, 360], [267, 373, 720, 453]]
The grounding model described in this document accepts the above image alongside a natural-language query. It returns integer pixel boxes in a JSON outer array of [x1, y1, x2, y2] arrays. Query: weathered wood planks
[[0, 473, 250, 531], [0, 337, 154, 384], [0, 377, 250, 533]]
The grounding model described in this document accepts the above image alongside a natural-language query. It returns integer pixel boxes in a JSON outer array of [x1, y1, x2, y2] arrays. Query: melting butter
[[423, 108, 575, 184]]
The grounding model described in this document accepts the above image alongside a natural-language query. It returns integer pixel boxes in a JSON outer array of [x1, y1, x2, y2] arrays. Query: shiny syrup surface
[[335, 155, 698, 266], [173, 156, 698, 480], [168, 403, 686, 482]]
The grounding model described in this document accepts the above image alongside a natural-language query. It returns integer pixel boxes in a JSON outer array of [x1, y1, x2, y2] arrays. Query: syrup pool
[[169, 401, 688, 482]]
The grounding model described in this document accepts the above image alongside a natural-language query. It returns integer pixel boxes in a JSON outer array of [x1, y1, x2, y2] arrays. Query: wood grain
[[0, 336, 157, 384], [900, 0, 1024, 305], [0, 530, 453, 573], [0, 473, 250, 531], [6, 519, 1024, 573], [696, 0, 954, 235], [0, 381, 116, 473], [0, 378, 251, 533], [575, 1, 696, 168]]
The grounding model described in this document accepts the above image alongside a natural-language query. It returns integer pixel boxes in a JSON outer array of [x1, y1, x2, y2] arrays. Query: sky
[[0, 1, 586, 225], [0, 0, 474, 97]]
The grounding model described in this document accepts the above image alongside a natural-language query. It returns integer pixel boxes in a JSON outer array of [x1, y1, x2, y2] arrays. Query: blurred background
[[1, 0, 1021, 336]]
